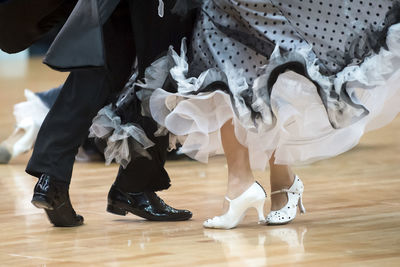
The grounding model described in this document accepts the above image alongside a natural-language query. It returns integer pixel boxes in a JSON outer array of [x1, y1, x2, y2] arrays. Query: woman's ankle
[[270, 168, 295, 191], [226, 174, 254, 200], [269, 167, 295, 211]]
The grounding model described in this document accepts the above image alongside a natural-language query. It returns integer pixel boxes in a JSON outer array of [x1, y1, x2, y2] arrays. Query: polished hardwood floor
[[0, 58, 400, 266]]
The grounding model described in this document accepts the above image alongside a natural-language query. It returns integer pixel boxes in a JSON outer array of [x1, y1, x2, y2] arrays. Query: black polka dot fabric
[[191, 0, 306, 83], [190, 0, 395, 79], [271, 0, 394, 73]]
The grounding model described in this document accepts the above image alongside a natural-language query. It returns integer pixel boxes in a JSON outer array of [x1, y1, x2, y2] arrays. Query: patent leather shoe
[[107, 184, 192, 221], [31, 174, 84, 227]]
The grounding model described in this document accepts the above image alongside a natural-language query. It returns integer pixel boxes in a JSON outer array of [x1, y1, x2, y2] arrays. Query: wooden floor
[[1, 58, 400, 266]]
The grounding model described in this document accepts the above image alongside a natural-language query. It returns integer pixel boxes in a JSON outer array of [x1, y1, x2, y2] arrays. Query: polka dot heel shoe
[[266, 176, 305, 225]]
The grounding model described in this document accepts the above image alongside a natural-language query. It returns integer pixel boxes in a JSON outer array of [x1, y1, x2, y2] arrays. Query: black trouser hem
[[25, 165, 70, 187]]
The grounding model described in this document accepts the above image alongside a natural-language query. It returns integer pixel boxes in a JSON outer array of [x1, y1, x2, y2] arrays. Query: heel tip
[[31, 196, 54, 210], [107, 205, 127, 216]]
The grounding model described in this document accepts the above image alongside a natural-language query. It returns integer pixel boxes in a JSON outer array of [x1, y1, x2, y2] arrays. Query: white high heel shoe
[[203, 182, 266, 229], [266, 175, 305, 225], [0, 89, 48, 164]]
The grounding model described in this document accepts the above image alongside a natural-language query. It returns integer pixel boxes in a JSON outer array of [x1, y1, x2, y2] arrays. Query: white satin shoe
[[203, 182, 266, 229], [266, 175, 305, 225]]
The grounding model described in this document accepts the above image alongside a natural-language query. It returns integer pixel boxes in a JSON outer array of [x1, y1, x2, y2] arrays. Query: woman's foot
[[222, 176, 255, 213], [203, 181, 266, 229], [266, 175, 305, 225], [210, 119, 266, 229], [268, 158, 296, 211], [0, 128, 31, 163], [270, 173, 295, 212]]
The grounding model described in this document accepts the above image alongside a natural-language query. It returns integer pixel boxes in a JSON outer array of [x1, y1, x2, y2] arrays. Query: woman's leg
[[220, 119, 255, 211], [269, 153, 295, 211], [221, 121, 296, 213], [203, 119, 266, 228]]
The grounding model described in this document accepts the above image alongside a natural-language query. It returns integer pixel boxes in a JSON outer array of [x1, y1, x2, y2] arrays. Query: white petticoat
[[148, 25, 400, 170]]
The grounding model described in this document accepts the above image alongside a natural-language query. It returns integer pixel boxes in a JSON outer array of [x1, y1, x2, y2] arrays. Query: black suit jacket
[[43, 0, 121, 71], [45, 0, 198, 72], [0, 0, 76, 53], [0, 0, 120, 68], [1, 0, 198, 72]]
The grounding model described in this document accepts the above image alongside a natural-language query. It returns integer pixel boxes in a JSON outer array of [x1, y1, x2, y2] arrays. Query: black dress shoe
[[107, 184, 192, 221], [31, 174, 84, 227]]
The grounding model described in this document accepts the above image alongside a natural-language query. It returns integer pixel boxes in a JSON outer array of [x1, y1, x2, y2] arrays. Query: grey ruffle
[[89, 104, 155, 168]]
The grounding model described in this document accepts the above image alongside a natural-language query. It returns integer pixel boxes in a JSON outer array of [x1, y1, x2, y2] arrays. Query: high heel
[[203, 182, 267, 229], [266, 175, 305, 225]]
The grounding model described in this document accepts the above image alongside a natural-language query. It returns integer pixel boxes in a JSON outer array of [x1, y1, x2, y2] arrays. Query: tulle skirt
[[146, 24, 400, 169]]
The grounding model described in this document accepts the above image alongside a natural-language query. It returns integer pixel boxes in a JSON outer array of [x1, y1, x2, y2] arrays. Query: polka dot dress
[[190, 0, 395, 78], [272, 0, 394, 74], [144, 0, 400, 168], [190, 0, 308, 84]]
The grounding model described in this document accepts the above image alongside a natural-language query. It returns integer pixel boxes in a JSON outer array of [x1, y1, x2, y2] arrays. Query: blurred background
[[0, 27, 59, 77]]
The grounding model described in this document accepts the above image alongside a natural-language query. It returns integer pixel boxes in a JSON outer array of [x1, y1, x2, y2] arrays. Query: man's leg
[[27, 6, 135, 226], [107, 117, 192, 221], [111, 0, 196, 194], [130, 0, 197, 77], [26, 69, 117, 183], [104, 0, 196, 221], [27, 67, 131, 226], [114, 118, 171, 193]]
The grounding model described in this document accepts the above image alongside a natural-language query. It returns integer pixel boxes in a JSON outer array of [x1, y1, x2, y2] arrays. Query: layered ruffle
[[89, 104, 154, 168], [145, 23, 400, 169]]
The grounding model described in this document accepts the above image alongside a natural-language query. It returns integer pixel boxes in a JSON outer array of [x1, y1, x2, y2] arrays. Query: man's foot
[[31, 174, 84, 227], [107, 184, 192, 221]]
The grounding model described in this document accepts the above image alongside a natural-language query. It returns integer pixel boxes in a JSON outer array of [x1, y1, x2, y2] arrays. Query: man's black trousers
[[26, 0, 194, 192]]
